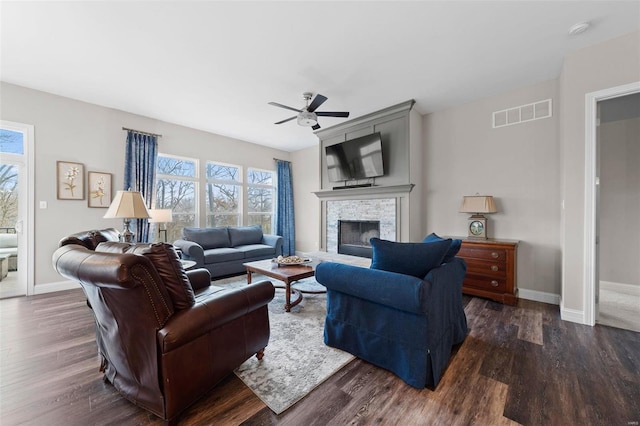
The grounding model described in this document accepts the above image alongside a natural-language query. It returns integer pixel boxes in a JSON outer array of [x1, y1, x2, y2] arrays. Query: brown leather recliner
[[53, 229, 274, 424]]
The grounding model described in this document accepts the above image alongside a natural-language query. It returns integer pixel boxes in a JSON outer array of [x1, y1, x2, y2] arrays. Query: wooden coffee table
[[243, 258, 324, 312]]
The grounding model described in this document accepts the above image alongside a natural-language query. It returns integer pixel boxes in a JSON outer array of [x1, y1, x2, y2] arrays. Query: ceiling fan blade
[[307, 94, 328, 112], [275, 116, 297, 125], [316, 111, 350, 118], [268, 102, 302, 113], [312, 123, 321, 130]]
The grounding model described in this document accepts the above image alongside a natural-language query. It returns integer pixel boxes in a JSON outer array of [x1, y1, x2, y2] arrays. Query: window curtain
[[124, 130, 158, 243], [275, 159, 295, 256]]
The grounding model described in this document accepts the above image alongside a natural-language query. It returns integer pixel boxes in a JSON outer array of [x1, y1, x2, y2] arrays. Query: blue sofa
[[315, 235, 468, 388], [173, 225, 283, 279]]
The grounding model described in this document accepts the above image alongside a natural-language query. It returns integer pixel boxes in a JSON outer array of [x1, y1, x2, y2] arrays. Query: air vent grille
[[493, 99, 552, 128]]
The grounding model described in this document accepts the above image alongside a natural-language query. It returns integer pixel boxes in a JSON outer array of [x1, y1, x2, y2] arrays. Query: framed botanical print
[[88, 171, 112, 208], [56, 161, 85, 200]]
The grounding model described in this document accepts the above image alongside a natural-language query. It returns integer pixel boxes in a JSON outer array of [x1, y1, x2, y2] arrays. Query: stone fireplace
[[326, 198, 396, 256]]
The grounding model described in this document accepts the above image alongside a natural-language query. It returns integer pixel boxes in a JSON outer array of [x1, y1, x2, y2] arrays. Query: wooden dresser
[[455, 238, 519, 305]]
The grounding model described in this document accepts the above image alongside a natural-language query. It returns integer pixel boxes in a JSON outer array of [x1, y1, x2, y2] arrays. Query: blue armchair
[[315, 255, 467, 388]]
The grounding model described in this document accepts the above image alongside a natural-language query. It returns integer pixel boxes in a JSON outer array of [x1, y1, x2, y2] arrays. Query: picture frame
[[88, 171, 112, 208], [56, 161, 85, 200]]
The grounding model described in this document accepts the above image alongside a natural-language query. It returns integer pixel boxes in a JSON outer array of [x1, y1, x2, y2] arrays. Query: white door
[[0, 121, 34, 298]]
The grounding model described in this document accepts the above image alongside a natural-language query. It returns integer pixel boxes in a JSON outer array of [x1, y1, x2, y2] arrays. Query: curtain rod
[[273, 158, 290, 163], [122, 127, 163, 137]]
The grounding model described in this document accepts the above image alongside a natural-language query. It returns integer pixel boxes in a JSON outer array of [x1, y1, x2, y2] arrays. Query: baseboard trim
[[600, 281, 640, 296], [518, 288, 560, 305], [34, 280, 80, 295], [560, 301, 586, 324]]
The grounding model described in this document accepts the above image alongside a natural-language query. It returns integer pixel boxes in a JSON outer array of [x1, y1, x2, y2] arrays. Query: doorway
[[584, 82, 640, 329], [596, 92, 640, 331], [0, 121, 35, 298]]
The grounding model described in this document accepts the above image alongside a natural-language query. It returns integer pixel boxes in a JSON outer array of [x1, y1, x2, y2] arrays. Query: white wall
[[0, 82, 290, 289], [559, 31, 640, 313], [423, 79, 562, 298], [291, 145, 320, 253]]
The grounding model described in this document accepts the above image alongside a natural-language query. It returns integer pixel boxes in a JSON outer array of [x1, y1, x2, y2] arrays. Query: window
[[247, 168, 275, 234], [0, 129, 21, 231], [206, 162, 242, 227], [155, 155, 198, 242]]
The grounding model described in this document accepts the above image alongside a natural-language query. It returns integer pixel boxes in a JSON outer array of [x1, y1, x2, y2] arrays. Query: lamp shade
[[459, 195, 497, 214], [148, 209, 173, 223], [103, 190, 151, 219]]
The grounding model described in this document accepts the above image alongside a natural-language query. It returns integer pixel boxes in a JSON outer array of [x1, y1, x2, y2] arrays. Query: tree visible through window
[[206, 163, 241, 227], [155, 155, 198, 242], [247, 168, 274, 234], [0, 129, 21, 231]]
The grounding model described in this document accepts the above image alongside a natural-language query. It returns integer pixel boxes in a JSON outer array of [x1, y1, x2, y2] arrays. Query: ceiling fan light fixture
[[297, 110, 318, 127]]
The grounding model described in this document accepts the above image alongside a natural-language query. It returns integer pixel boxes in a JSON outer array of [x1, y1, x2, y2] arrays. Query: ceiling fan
[[268, 92, 350, 130]]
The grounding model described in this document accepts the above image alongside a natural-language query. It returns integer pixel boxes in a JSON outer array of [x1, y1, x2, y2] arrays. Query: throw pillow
[[183, 227, 230, 249], [422, 233, 462, 263], [129, 243, 196, 310], [228, 225, 263, 247], [370, 237, 452, 278]]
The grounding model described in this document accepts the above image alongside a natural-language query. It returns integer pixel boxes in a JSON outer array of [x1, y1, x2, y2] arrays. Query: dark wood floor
[[1, 289, 638, 425]]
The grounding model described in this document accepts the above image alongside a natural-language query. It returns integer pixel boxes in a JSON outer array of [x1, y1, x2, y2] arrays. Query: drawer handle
[[491, 265, 499, 272], [491, 252, 499, 258], [491, 280, 499, 287]]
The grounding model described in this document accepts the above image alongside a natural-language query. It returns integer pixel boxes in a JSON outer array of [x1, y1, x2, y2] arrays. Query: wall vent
[[493, 99, 552, 128]]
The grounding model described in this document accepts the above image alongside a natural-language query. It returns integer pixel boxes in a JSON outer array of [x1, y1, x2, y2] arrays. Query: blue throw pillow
[[422, 233, 462, 263], [370, 237, 452, 278]]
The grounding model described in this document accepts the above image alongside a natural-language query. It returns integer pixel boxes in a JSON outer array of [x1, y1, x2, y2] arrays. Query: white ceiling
[[2, 1, 639, 152]]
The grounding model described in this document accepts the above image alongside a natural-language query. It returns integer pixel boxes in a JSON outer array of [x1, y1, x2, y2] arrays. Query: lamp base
[[121, 218, 135, 243], [467, 214, 488, 239]]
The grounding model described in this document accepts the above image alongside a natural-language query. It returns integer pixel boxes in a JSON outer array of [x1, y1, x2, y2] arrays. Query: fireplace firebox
[[337, 220, 380, 258]]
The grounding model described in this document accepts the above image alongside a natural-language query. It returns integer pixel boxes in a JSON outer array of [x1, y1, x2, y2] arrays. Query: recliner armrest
[[157, 280, 275, 353], [186, 268, 211, 291], [173, 239, 204, 266], [316, 262, 428, 314]]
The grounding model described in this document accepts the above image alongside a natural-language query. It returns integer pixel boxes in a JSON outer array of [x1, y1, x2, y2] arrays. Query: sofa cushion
[[228, 225, 263, 247], [129, 243, 196, 310], [370, 237, 451, 278], [183, 227, 230, 249], [422, 233, 462, 263], [235, 244, 276, 259], [0, 234, 17, 248], [203, 247, 245, 264]]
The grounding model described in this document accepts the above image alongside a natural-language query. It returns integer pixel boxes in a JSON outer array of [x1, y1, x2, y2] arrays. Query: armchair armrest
[[315, 262, 428, 314], [262, 234, 283, 256], [186, 268, 211, 291], [173, 239, 204, 267], [157, 280, 275, 352]]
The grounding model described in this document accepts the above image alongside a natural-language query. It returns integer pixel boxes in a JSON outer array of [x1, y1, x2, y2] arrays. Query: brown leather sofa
[[52, 228, 274, 424]]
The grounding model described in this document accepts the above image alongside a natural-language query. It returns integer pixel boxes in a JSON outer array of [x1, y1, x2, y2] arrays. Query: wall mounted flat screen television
[[325, 133, 385, 182]]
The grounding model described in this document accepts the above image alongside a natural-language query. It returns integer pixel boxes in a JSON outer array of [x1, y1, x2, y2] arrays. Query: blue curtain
[[124, 131, 157, 243], [275, 160, 295, 256]]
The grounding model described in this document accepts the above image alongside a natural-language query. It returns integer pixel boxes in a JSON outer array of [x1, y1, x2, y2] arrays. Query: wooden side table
[[455, 237, 519, 305]]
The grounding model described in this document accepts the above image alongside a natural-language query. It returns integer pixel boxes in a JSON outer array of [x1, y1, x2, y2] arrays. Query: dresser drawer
[[458, 246, 506, 262], [463, 274, 508, 292], [464, 258, 507, 278]]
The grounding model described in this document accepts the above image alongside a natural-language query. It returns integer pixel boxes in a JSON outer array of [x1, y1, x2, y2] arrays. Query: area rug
[[215, 274, 355, 414]]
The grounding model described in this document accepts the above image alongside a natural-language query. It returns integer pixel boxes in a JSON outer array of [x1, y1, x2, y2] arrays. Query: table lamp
[[103, 190, 151, 243], [459, 195, 497, 239], [148, 209, 173, 242]]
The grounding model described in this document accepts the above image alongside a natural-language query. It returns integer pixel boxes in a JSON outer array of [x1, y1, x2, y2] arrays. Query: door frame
[[584, 81, 640, 326], [0, 120, 35, 296]]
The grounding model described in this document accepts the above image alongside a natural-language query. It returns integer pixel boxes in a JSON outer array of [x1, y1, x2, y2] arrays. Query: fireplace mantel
[[313, 184, 414, 200]]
